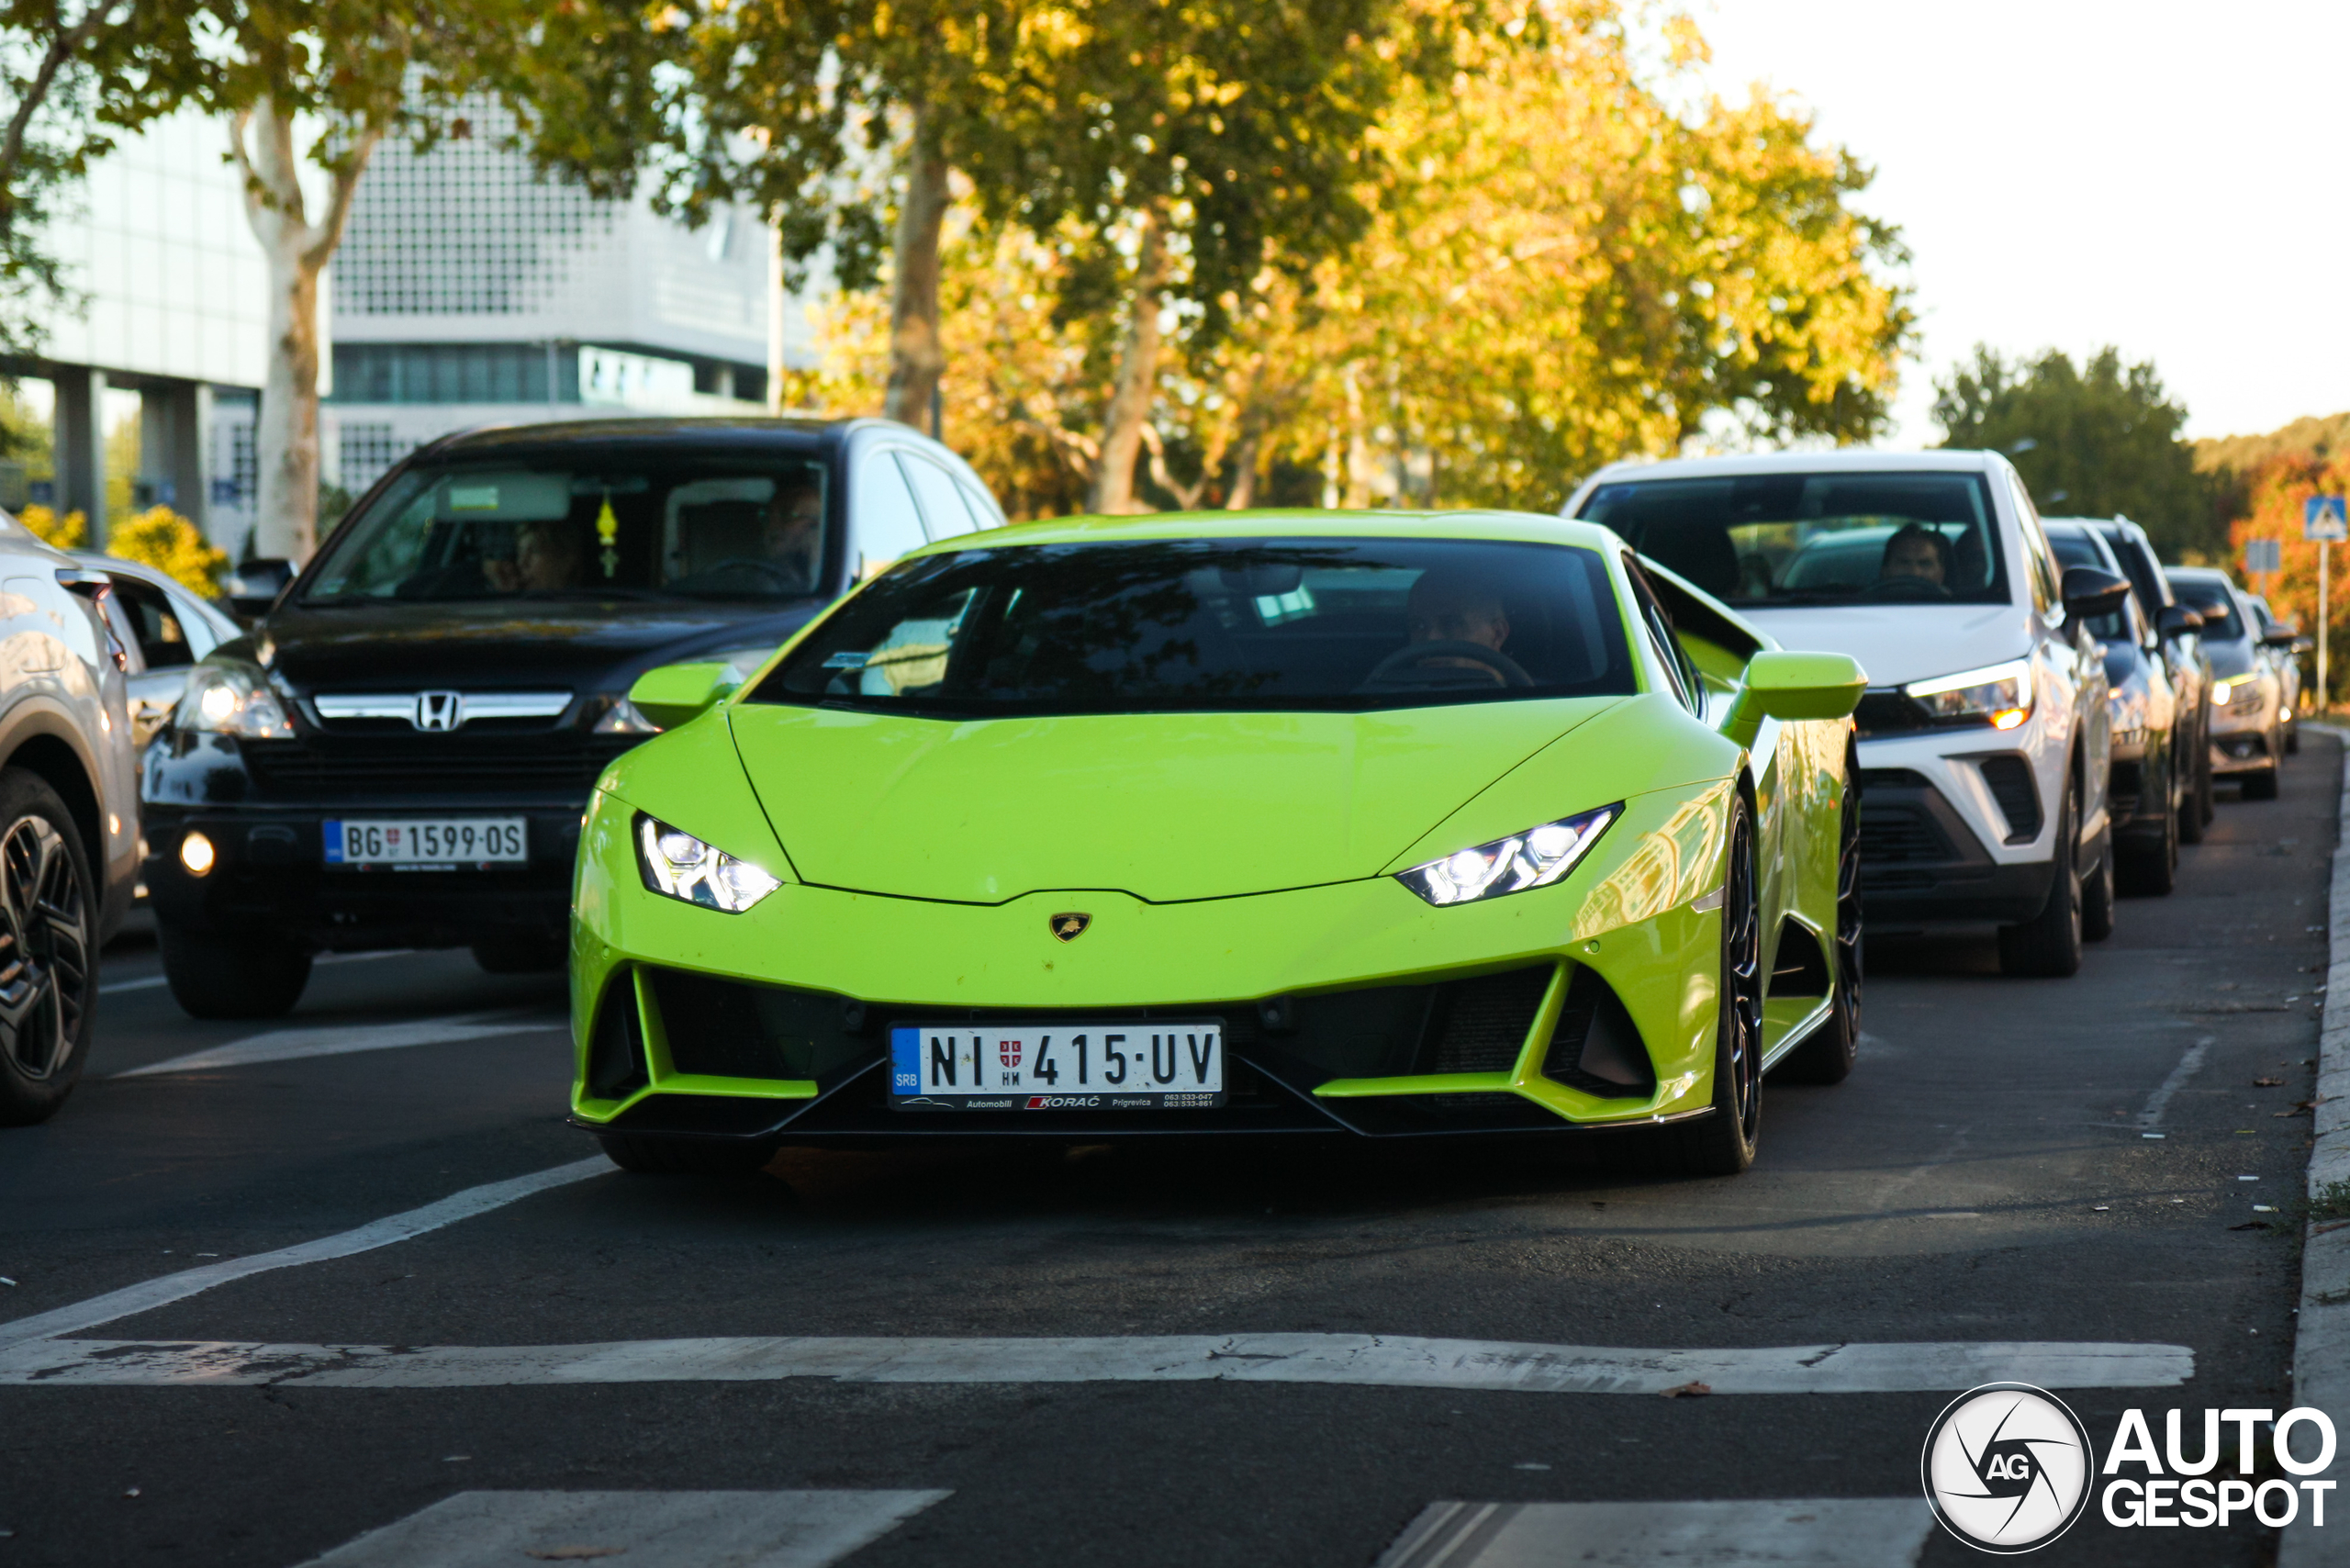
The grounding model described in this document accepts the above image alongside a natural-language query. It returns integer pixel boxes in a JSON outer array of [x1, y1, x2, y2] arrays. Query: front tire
[[1776, 759, 1861, 1086], [2242, 766, 2280, 801], [1660, 797, 1762, 1175], [0, 772, 96, 1127], [597, 1132, 774, 1176], [1999, 775, 2084, 977], [2117, 762, 2179, 896], [2081, 827, 2116, 942], [158, 922, 311, 1020]]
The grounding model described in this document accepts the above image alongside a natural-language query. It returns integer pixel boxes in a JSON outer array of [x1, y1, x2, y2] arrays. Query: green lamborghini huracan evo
[[568, 510, 1866, 1176]]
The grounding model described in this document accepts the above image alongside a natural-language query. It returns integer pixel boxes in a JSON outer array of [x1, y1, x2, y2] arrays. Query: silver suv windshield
[[303, 455, 830, 604], [1578, 471, 2009, 609]]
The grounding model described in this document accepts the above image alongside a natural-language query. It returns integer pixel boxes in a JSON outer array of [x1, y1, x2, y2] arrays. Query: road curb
[[2284, 726, 2350, 1566]]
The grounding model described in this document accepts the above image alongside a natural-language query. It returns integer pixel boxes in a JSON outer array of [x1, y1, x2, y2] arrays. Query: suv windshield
[[304, 454, 829, 604], [751, 537, 1635, 718], [1578, 471, 2008, 608], [2170, 578, 2245, 641]]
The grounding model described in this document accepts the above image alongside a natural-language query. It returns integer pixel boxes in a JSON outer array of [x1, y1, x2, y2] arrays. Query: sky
[[1691, 0, 2350, 447]]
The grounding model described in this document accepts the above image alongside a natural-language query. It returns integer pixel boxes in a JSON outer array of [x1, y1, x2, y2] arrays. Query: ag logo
[[1922, 1383, 2095, 1553], [1048, 912, 1091, 942]]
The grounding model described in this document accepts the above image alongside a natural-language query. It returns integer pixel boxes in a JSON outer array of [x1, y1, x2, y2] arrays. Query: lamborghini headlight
[[634, 814, 781, 913], [179, 661, 294, 739], [1396, 803, 1620, 907], [1904, 657, 2032, 732]]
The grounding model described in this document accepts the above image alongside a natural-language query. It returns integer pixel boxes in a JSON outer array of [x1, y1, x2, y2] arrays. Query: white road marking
[[2139, 1036, 2212, 1131], [0, 1158, 608, 1351], [99, 949, 415, 996], [113, 1010, 561, 1078], [0, 1333, 2195, 1392], [1377, 1498, 1934, 1568], [297, 1489, 948, 1568]]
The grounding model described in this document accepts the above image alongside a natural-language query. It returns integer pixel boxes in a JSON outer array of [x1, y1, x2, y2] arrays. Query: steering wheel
[[1360, 639, 1535, 692], [698, 557, 799, 592], [1855, 576, 1953, 602]]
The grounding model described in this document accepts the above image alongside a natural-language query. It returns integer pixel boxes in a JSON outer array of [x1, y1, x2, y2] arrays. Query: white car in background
[[1567, 450, 2129, 978]]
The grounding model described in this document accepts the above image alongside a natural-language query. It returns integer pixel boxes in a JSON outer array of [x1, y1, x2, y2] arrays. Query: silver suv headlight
[[634, 814, 781, 913], [1396, 804, 1620, 907], [1904, 658, 2032, 731], [179, 661, 295, 739]]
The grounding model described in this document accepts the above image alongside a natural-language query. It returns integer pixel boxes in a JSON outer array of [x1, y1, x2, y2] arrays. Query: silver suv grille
[[311, 690, 573, 731]]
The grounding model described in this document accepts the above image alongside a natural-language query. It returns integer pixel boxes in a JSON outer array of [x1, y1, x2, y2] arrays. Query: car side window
[[852, 453, 929, 581], [112, 578, 196, 668], [901, 455, 979, 542], [1623, 557, 1700, 713], [2008, 475, 2061, 615]]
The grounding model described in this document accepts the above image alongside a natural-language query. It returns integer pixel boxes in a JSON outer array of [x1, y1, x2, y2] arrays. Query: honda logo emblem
[[414, 691, 464, 732]]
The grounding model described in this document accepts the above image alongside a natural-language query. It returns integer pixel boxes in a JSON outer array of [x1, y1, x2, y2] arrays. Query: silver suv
[[0, 518, 141, 1123], [1568, 450, 2128, 977]]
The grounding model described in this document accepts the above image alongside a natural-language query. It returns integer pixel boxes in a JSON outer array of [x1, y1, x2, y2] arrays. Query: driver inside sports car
[[1399, 569, 1514, 684], [1878, 522, 1952, 588]]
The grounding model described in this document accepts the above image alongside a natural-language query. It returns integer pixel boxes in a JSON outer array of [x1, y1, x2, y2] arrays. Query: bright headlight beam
[[1397, 803, 1621, 907], [634, 814, 781, 913], [1903, 657, 2032, 730]]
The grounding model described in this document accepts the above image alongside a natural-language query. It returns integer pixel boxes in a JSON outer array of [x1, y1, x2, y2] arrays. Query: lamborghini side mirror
[[1723, 650, 1868, 747], [627, 662, 742, 729]]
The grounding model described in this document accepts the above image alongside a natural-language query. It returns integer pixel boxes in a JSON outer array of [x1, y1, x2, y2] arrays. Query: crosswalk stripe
[[113, 1009, 563, 1079], [1377, 1498, 1935, 1568], [0, 1333, 2192, 1393], [296, 1489, 949, 1568]]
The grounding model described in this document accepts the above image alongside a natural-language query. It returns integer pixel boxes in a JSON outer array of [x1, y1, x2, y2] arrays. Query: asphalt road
[[0, 738, 2335, 1567]]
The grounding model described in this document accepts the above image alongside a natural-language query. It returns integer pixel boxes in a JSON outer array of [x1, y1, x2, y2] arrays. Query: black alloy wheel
[[1998, 772, 2084, 977], [0, 771, 96, 1126], [1662, 797, 1763, 1174], [1776, 752, 1862, 1085]]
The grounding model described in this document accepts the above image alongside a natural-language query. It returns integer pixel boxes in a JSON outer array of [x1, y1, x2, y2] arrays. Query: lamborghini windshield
[[1578, 471, 2009, 608], [753, 536, 1636, 717], [303, 455, 830, 603]]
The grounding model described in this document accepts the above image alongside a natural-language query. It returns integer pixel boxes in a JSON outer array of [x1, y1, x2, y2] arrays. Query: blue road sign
[[2305, 495, 2348, 541]]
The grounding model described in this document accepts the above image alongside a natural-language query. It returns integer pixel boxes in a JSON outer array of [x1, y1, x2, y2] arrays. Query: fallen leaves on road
[[2255, 1078, 2286, 1087], [1661, 1381, 1711, 1398]]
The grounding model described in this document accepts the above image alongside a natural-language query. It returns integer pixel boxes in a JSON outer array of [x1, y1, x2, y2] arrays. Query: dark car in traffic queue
[[2247, 593, 2304, 755], [2165, 566, 2295, 801], [140, 416, 1006, 1020], [2087, 516, 2214, 843], [2043, 520, 2184, 894]]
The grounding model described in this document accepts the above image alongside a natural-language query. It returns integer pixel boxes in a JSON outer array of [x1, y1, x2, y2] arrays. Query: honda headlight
[[179, 661, 294, 739], [591, 695, 662, 734], [1905, 657, 2032, 732], [1397, 804, 1620, 907], [634, 814, 781, 913]]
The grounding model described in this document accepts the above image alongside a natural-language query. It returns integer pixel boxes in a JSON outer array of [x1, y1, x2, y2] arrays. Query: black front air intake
[[649, 968, 878, 1081], [1422, 967, 1556, 1074], [586, 973, 651, 1101], [1976, 755, 2041, 843], [1541, 967, 1655, 1099]]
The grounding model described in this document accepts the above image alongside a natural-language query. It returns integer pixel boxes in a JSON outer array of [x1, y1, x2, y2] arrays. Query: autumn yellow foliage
[[17, 504, 87, 550], [106, 508, 231, 596]]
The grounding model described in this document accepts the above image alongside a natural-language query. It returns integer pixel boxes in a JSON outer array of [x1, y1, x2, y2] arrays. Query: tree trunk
[[231, 99, 380, 564], [1224, 382, 1269, 510], [1089, 206, 1169, 514], [881, 108, 950, 431]]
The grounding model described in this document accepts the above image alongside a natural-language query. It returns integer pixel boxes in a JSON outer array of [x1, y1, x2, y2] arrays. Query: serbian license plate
[[890, 1023, 1225, 1111], [323, 817, 528, 869]]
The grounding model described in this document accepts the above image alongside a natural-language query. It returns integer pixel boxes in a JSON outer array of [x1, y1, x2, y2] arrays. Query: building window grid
[[335, 95, 618, 318], [339, 424, 415, 495]]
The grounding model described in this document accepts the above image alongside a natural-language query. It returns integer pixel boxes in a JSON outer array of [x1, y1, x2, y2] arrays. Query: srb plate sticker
[[890, 1024, 1225, 1111]]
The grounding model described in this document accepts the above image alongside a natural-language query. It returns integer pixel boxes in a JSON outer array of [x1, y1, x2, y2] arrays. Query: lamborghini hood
[[727, 699, 1624, 903]]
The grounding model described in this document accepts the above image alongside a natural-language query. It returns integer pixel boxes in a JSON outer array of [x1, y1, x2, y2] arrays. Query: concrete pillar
[[50, 364, 107, 549], [137, 380, 211, 535]]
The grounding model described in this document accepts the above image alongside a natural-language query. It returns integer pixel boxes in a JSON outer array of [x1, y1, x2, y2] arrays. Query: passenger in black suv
[[141, 417, 1004, 1018]]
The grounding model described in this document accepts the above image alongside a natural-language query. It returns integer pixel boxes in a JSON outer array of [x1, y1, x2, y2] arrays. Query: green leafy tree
[[1933, 345, 2220, 561], [0, 1, 207, 356]]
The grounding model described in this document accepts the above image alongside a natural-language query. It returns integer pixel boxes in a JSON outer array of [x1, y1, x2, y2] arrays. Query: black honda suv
[[142, 417, 1003, 1018]]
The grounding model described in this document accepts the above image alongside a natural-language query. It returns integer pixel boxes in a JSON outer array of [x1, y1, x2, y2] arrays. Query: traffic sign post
[[2305, 497, 2346, 710]]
